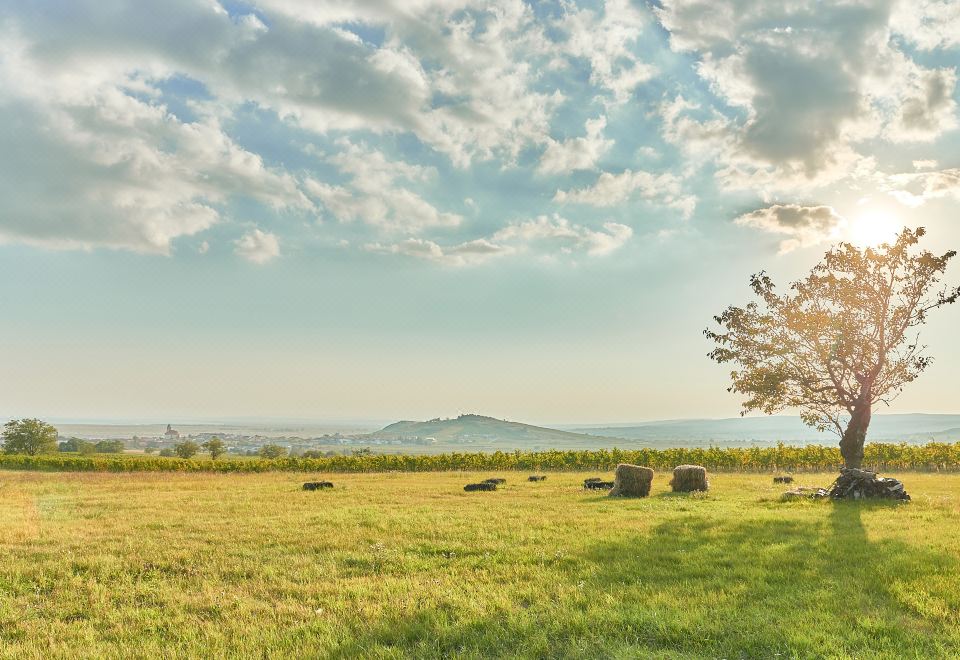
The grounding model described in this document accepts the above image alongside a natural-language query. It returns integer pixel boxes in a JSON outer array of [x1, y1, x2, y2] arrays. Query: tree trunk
[[840, 402, 872, 469]]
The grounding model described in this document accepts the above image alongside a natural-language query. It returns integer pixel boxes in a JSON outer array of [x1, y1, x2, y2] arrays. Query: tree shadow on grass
[[321, 503, 960, 658]]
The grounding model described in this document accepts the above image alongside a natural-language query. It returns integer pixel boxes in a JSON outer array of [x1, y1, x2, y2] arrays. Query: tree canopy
[[202, 437, 227, 460], [2, 419, 59, 455], [258, 444, 288, 459], [706, 227, 959, 468], [173, 441, 200, 459]]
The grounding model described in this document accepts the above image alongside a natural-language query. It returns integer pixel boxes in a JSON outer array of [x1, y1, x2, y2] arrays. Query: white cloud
[[891, 0, 960, 51], [366, 237, 511, 267], [735, 204, 846, 253], [238, 1, 658, 164], [257, 0, 566, 167], [367, 214, 632, 265], [0, 0, 567, 172], [553, 0, 655, 104], [234, 229, 281, 264], [305, 141, 462, 232], [493, 215, 633, 257], [2, 0, 954, 263], [884, 168, 960, 207], [553, 169, 696, 218], [537, 116, 613, 175], [0, 21, 311, 253], [653, 1, 960, 194], [887, 66, 958, 142]]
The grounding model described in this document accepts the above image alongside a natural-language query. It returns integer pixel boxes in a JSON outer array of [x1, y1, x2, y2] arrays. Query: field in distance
[[2, 471, 959, 657]]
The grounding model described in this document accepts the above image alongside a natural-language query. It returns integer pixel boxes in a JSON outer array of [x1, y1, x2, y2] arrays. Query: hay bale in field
[[302, 481, 333, 491], [670, 465, 709, 493], [464, 482, 497, 492], [583, 478, 614, 490], [482, 478, 506, 485], [773, 475, 794, 484], [608, 463, 654, 497], [528, 475, 547, 482]]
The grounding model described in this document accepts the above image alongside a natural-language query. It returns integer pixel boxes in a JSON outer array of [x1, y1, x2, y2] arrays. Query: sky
[[1, 0, 959, 425]]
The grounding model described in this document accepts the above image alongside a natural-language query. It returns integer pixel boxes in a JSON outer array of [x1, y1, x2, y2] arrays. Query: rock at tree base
[[670, 465, 709, 493], [828, 468, 910, 501], [303, 481, 333, 491], [608, 464, 654, 497], [782, 486, 829, 500], [464, 483, 497, 492]]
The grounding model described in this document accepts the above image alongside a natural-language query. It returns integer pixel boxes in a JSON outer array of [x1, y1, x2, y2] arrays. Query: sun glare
[[848, 210, 901, 248]]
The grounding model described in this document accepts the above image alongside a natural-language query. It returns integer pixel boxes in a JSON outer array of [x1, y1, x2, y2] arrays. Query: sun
[[847, 210, 901, 248]]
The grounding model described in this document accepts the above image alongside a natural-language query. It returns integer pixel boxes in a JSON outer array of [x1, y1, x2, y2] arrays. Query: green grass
[[2, 471, 959, 658]]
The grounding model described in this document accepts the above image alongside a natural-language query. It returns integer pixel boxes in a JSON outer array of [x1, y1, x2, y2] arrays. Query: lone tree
[[202, 437, 227, 460], [706, 228, 959, 468], [258, 444, 288, 459], [173, 440, 200, 459], [2, 419, 59, 455]]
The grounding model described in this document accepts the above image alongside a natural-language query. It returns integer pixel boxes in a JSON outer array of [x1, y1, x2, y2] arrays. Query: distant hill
[[571, 414, 960, 445], [366, 414, 603, 448]]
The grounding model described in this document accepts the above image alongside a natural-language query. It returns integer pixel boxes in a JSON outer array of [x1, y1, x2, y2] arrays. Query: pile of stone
[[608, 463, 654, 497], [670, 465, 709, 493], [828, 468, 911, 501]]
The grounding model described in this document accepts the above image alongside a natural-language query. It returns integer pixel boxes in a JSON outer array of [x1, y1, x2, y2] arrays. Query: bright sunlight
[[848, 210, 901, 247]]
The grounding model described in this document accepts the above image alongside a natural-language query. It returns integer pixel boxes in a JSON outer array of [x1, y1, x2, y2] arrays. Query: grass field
[[2, 470, 960, 658]]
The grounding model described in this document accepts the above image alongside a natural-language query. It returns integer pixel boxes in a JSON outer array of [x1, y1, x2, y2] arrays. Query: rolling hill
[[364, 414, 604, 449], [362, 413, 960, 452]]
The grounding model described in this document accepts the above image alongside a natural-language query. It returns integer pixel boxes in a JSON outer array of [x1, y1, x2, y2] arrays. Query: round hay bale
[[670, 465, 709, 493], [608, 463, 654, 497]]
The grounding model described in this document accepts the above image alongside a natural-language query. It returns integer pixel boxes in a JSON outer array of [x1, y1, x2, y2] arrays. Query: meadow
[[2, 470, 960, 658]]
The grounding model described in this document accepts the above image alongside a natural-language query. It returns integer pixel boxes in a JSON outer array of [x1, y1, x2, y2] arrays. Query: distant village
[[106, 424, 437, 456]]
